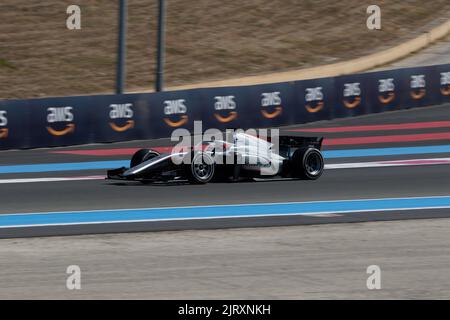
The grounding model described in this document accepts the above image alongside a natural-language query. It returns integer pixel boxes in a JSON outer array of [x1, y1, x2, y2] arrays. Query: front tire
[[185, 152, 215, 184], [130, 149, 160, 168], [292, 148, 324, 180], [130, 149, 161, 184]]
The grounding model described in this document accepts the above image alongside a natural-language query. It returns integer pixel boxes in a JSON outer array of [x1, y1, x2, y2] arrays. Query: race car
[[107, 131, 324, 184]]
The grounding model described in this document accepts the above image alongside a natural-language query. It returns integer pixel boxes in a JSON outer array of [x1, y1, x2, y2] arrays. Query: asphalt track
[[0, 103, 450, 237]]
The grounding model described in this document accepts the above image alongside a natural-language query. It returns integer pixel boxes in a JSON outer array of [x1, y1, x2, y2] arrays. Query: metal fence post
[[155, 0, 166, 92], [116, 0, 128, 94]]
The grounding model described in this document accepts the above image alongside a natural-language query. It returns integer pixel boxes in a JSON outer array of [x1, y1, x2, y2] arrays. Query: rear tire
[[185, 152, 215, 184], [292, 148, 324, 180]]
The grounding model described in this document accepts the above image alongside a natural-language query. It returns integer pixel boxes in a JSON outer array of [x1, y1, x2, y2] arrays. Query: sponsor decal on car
[[46, 106, 75, 136]]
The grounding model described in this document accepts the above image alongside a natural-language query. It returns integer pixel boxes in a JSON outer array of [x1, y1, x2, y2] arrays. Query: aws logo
[[378, 78, 395, 104], [440, 72, 450, 96], [163, 99, 188, 127], [410, 75, 426, 100], [305, 87, 324, 113], [214, 95, 237, 123], [343, 82, 361, 109], [46, 107, 75, 136], [261, 92, 282, 119], [0, 110, 8, 139], [109, 103, 134, 132]]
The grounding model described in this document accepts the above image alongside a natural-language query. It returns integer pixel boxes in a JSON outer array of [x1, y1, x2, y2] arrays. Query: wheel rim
[[193, 155, 213, 180], [305, 152, 322, 176]]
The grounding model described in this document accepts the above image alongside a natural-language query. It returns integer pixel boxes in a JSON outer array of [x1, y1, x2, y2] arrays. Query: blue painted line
[[0, 160, 128, 174], [1, 197, 450, 228], [1, 145, 450, 174]]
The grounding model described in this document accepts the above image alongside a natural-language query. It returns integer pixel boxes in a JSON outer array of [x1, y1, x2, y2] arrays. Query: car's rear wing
[[278, 136, 324, 150]]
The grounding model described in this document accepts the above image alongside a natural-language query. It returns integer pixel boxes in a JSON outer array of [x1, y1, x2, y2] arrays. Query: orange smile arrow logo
[[378, 92, 395, 104], [343, 96, 361, 109], [47, 123, 75, 136], [109, 120, 135, 132], [0, 128, 8, 139], [410, 88, 426, 100], [441, 86, 450, 96], [305, 101, 324, 113], [163, 115, 188, 127], [261, 106, 282, 119], [214, 111, 237, 123]]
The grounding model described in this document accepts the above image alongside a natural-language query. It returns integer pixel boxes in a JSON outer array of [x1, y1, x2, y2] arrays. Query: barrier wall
[[0, 64, 449, 150]]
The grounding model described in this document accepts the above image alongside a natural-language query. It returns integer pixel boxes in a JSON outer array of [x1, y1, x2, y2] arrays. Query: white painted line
[[301, 213, 343, 217], [325, 157, 450, 170], [0, 176, 105, 184]]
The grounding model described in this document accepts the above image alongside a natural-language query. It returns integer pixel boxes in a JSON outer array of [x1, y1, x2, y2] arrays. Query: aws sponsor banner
[[92, 93, 151, 143], [334, 74, 368, 118], [28, 96, 94, 148], [198, 86, 251, 130], [294, 77, 335, 124], [398, 66, 441, 109], [0, 99, 31, 149], [246, 82, 296, 128], [436, 63, 450, 104], [365, 70, 402, 114], [146, 89, 202, 136], [1, 63, 450, 150]]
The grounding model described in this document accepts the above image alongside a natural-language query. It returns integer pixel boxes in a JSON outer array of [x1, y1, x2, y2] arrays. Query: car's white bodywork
[[124, 132, 285, 177]]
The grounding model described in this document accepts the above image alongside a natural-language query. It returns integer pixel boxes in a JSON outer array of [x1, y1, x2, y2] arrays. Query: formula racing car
[[107, 131, 324, 184]]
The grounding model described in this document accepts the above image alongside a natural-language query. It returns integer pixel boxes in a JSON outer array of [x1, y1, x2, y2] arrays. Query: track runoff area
[[0, 103, 450, 238]]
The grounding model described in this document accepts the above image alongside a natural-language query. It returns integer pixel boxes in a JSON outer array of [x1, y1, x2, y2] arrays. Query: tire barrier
[[0, 64, 449, 150]]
